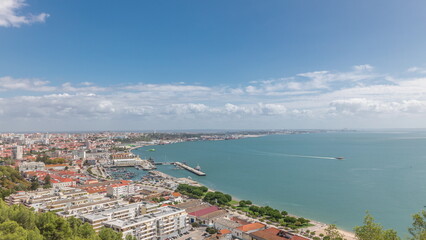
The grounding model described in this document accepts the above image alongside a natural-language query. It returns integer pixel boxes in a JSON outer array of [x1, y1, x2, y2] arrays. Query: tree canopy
[[354, 212, 399, 240], [0, 199, 122, 240], [176, 184, 208, 199], [408, 210, 426, 240], [0, 166, 31, 199], [203, 191, 232, 205]]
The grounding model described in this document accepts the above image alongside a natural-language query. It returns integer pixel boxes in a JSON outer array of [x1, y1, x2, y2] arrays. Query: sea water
[[132, 131, 426, 236]]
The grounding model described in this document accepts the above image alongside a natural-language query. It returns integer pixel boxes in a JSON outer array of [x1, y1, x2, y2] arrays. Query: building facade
[[103, 206, 189, 240]]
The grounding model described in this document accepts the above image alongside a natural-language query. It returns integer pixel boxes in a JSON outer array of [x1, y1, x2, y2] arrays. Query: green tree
[[125, 235, 137, 240], [0, 220, 43, 240], [30, 177, 40, 190], [44, 175, 52, 189], [409, 210, 426, 240], [36, 211, 72, 240], [354, 212, 400, 240], [203, 192, 232, 205], [206, 227, 218, 234], [324, 224, 345, 240], [98, 227, 122, 240], [191, 222, 200, 228]]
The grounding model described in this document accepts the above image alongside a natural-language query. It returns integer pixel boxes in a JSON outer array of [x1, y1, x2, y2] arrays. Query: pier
[[174, 162, 206, 176], [154, 162, 174, 165]]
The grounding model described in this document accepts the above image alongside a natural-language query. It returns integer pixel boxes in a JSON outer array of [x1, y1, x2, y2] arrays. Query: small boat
[[195, 164, 201, 171], [335, 157, 345, 160], [147, 149, 156, 152]]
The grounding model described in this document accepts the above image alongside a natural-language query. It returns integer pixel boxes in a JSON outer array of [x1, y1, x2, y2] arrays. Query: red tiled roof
[[236, 222, 266, 232], [110, 183, 128, 188], [45, 164, 68, 168], [219, 229, 231, 235], [172, 192, 182, 197], [188, 206, 220, 217]]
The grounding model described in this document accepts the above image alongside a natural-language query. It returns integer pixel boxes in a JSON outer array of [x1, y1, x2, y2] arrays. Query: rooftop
[[236, 222, 266, 232], [250, 228, 309, 240], [104, 206, 185, 228], [188, 206, 220, 217]]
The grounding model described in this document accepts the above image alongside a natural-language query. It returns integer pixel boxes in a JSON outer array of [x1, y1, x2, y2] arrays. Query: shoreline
[[145, 169, 356, 240], [200, 182, 356, 240], [131, 137, 357, 240]]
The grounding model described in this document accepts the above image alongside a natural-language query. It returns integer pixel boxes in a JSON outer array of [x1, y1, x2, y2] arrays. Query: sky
[[1, 0, 426, 131]]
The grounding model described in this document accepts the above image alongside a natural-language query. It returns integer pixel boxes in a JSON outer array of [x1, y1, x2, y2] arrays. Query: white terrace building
[[103, 206, 189, 240]]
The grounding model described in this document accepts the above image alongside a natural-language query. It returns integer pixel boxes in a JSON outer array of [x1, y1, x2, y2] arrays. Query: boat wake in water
[[280, 153, 338, 160], [252, 150, 339, 160]]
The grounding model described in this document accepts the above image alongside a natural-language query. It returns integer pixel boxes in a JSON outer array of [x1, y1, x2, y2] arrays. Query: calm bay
[[133, 131, 426, 236]]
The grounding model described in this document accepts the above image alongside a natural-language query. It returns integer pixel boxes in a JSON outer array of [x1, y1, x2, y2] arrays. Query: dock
[[154, 162, 174, 165], [174, 162, 206, 176]]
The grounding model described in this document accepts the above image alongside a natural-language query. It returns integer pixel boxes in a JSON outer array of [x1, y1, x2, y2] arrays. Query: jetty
[[154, 162, 174, 165], [174, 162, 206, 176]]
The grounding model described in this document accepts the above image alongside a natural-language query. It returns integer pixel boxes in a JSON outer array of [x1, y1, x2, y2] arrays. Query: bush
[[206, 227, 218, 234], [191, 222, 200, 228]]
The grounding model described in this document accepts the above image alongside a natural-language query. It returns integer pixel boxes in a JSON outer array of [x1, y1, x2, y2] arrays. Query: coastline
[[199, 181, 356, 240], [145, 166, 356, 240], [132, 137, 357, 240]]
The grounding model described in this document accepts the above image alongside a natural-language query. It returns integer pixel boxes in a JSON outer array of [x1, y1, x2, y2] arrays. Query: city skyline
[[2, 0, 426, 131]]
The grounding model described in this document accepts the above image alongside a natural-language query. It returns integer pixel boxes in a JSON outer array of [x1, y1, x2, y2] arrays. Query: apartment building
[[103, 206, 189, 240], [80, 202, 158, 231], [57, 198, 123, 217], [106, 183, 135, 197], [18, 161, 45, 172]]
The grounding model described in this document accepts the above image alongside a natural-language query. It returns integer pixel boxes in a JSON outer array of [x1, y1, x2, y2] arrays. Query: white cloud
[[353, 64, 374, 71], [122, 83, 211, 93], [61, 82, 108, 92], [329, 98, 426, 115], [0, 76, 56, 91], [3, 64, 426, 130], [164, 104, 209, 115], [223, 103, 287, 115], [0, 0, 49, 27], [407, 67, 426, 74]]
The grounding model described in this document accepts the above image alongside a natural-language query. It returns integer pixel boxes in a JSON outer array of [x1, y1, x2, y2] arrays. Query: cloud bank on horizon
[[2, 65, 426, 131]]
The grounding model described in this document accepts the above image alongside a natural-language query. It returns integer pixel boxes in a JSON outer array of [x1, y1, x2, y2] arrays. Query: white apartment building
[[107, 183, 135, 197], [12, 146, 23, 160], [18, 161, 45, 172], [80, 202, 159, 231], [103, 206, 189, 240], [58, 198, 123, 217]]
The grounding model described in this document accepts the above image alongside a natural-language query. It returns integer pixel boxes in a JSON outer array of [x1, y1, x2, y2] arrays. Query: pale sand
[[305, 219, 356, 240]]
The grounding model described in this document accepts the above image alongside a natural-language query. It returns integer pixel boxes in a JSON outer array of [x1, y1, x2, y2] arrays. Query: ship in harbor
[[195, 164, 201, 171]]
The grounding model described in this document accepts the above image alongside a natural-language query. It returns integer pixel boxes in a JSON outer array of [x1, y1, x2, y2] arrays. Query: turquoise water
[[133, 131, 426, 236]]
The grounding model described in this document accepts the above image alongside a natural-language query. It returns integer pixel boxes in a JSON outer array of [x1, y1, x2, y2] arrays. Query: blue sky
[[1, 0, 426, 131]]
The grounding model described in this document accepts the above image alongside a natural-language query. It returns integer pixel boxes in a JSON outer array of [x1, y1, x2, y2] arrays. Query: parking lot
[[175, 227, 207, 240]]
